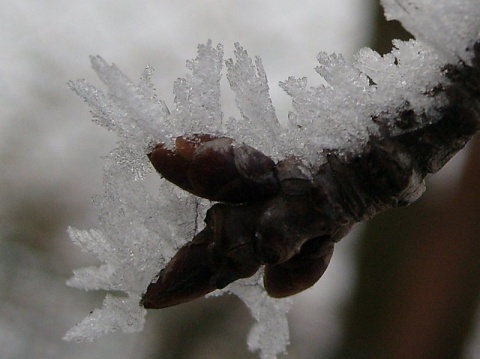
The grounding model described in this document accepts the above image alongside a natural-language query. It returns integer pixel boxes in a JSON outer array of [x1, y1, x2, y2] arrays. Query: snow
[[172, 41, 224, 134], [64, 295, 146, 342], [66, 0, 480, 357], [211, 271, 293, 359], [225, 43, 283, 158], [382, 0, 480, 64]]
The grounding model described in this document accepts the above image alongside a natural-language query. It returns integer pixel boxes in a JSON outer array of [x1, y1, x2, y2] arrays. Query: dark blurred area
[[335, 138, 480, 359]]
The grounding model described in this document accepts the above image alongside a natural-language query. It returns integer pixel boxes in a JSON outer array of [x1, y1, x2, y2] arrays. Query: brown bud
[[148, 134, 279, 203], [141, 230, 217, 309], [263, 237, 334, 298]]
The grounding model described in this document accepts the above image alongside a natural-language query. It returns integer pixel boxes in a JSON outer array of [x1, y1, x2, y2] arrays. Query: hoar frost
[[66, 0, 480, 358]]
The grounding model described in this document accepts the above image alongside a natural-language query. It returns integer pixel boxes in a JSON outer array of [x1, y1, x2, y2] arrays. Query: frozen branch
[[65, 1, 480, 358]]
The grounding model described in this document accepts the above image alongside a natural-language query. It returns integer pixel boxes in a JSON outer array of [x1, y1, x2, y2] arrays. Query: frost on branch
[[382, 0, 480, 64], [66, 1, 480, 358], [66, 41, 292, 358]]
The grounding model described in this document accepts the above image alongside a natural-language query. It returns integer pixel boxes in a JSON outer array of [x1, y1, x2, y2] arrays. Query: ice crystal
[[66, 1, 480, 357], [66, 41, 292, 358], [382, 0, 480, 64]]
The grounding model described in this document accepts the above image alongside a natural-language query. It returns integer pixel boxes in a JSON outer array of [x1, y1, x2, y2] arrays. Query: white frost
[[64, 295, 146, 342], [225, 43, 284, 158], [382, 0, 480, 64], [67, 41, 292, 358], [210, 271, 293, 359], [67, 0, 479, 357]]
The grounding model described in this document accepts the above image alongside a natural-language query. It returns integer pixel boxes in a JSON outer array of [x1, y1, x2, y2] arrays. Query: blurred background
[[1, 0, 480, 358]]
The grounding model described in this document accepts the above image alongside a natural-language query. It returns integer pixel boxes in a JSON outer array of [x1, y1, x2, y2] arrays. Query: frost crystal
[[67, 1, 480, 357], [382, 0, 480, 64]]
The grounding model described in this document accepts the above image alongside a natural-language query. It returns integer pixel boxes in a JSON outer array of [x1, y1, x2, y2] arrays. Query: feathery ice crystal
[[65, 1, 480, 358]]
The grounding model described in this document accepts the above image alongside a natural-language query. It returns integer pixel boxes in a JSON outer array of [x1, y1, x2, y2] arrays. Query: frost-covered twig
[[65, 1, 480, 358]]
